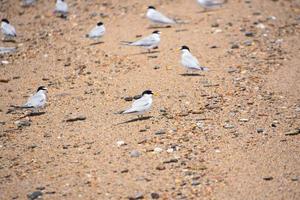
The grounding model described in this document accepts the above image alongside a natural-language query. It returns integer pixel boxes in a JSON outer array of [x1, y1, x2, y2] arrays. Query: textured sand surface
[[0, 0, 299, 199]]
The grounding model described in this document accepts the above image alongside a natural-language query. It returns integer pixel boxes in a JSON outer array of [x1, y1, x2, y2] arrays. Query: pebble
[[256, 128, 264, 133], [15, 119, 31, 128], [156, 164, 166, 170], [223, 123, 235, 129], [191, 180, 201, 186], [245, 31, 254, 37], [130, 150, 141, 158], [129, 192, 144, 200], [116, 140, 126, 147], [239, 118, 249, 122], [285, 129, 300, 136], [150, 193, 160, 199], [263, 176, 273, 181], [1, 60, 9, 64], [155, 129, 166, 135], [243, 40, 253, 46], [231, 44, 239, 49], [124, 96, 133, 101], [154, 147, 163, 153], [27, 191, 43, 200]]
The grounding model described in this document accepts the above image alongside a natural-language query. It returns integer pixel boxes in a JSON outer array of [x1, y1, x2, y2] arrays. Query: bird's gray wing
[[130, 35, 157, 46], [88, 26, 105, 38], [23, 93, 45, 108], [3, 24, 16, 36], [150, 10, 175, 24], [183, 53, 201, 69], [123, 97, 150, 113]]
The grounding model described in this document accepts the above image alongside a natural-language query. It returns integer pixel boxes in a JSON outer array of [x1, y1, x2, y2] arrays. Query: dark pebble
[[245, 31, 254, 37], [263, 176, 273, 181], [151, 192, 160, 199], [27, 191, 43, 200]]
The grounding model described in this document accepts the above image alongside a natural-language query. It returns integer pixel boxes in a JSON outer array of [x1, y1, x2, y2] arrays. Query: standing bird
[[120, 90, 154, 118], [54, 0, 68, 18], [1, 19, 17, 41], [146, 6, 176, 25], [86, 22, 105, 40], [197, 0, 227, 11], [9, 86, 47, 113], [121, 30, 161, 52], [180, 46, 209, 74]]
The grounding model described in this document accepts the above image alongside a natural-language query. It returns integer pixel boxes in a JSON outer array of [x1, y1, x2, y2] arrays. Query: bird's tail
[[120, 41, 133, 45], [200, 67, 209, 71]]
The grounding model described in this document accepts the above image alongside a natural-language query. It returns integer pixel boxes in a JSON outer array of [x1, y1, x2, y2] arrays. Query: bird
[[120, 90, 154, 118], [86, 22, 105, 40], [146, 6, 176, 25], [121, 30, 161, 52], [197, 0, 227, 11], [1, 19, 17, 41], [54, 0, 68, 18], [180, 46, 209, 73], [10, 86, 48, 111]]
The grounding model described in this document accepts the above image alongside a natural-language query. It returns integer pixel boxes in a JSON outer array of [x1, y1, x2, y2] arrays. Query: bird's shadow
[[115, 116, 152, 125], [126, 50, 160, 56], [18, 111, 46, 119], [180, 73, 204, 77], [148, 25, 172, 29], [89, 41, 104, 46]]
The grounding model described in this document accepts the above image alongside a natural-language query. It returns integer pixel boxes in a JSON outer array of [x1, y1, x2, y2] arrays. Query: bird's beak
[[153, 93, 159, 96]]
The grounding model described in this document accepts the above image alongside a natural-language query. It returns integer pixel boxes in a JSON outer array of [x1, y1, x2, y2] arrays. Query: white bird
[[54, 0, 68, 18], [180, 46, 209, 73], [86, 22, 105, 40], [197, 0, 227, 11], [146, 6, 176, 25], [120, 90, 154, 117], [121, 30, 161, 51], [22, 86, 48, 109], [1, 19, 16, 40]]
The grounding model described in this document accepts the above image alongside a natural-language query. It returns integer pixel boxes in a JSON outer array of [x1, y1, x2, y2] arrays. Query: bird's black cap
[[142, 90, 153, 95], [1, 19, 9, 24], [152, 30, 160, 34], [148, 6, 156, 9], [37, 86, 47, 92], [180, 45, 190, 51], [97, 22, 103, 26]]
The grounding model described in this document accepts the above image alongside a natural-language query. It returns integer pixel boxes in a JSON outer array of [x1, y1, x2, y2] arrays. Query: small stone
[[263, 176, 273, 181], [156, 164, 166, 170], [245, 31, 254, 37], [211, 23, 219, 27], [223, 123, 235, 129], [27, 191, 43, 200], [153, 65, 160, 70], [291, 177, 298, 181], [130, 150, 141, 158], [116, 140, 126, 147], [150, 192, 160, 199], [155, 130, 166, 135], [191, 180, 200, 186], [243, 40, 253, 46], [1, 60, 9, 64], [36, 186, 45, 191], [124, 96, 133, 101], [231, 44, 239, 49], [154, 147, 163, 153], [210, 45, 217, 49], [129, 192, 144, 200], [121, 169, 129, 173], [239, 118, 249, 122], [15, 119, 31, 128], [256, 128, 264, 133]]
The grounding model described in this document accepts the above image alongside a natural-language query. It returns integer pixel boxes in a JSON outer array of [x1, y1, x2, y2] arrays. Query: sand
[[0, 0, 299, 199]]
